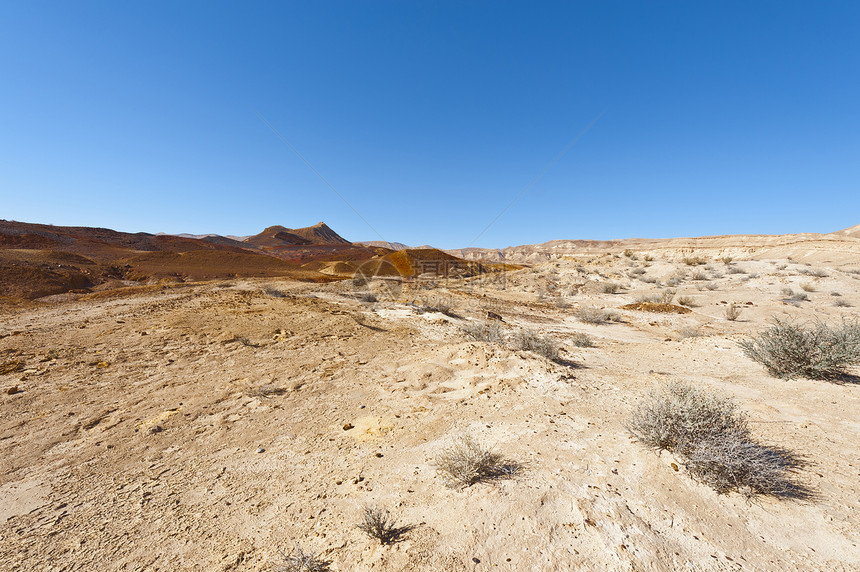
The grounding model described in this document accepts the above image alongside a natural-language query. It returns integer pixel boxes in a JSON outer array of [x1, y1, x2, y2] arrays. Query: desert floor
[[1, 255, 858, 571]]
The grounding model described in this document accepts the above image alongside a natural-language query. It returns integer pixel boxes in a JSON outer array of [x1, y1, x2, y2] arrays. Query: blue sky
[[2, 1, 858, 248]]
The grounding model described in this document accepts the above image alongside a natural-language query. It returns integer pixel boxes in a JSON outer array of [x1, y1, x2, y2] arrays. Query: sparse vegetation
[[739, 319, 860, 379], [463, 320, 505, 344], [575, 304, 611, 324], [276, 544, 332, 572], [719, 256, 734, 264], [601, 282, 622, 294], [570, 332, 595, 347], [803, 268, 828, 278], [678, 326, 703, 339], [359, 292, 378, 303], [683, 256, 707, 266], [637, 289, 676, 305], [724, 304, 742, 321], [357, 506, 411, 544], [676, 295, 696, 307], [727, 266, 746, 275], [628, 381, 805, 498], [435, 435, 521, 488], [799, 282, 816, 292], [510, 329, 560, 361], [834, 299, 852, 307], [690, 270, 708, 281]]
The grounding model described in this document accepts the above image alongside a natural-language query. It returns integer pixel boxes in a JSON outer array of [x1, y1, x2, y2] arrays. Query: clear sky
[[2, 1, 858, 248]]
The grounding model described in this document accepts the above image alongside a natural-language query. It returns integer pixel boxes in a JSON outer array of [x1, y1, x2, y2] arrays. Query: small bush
[[719, 256, 734, 264], [799, 282, 816, 292], [360, 292, 378, 303], [418, 301, 454, 316], [834, 299, 852, 308], [690, 270, 708, 281], [570, 332, 595, 347], [629, 382, 745, 453], [628, 382, 805, 498], [805, 268, 828, 278], [357, 506, 411, 544], [678, 326, 703, 339], [575, 304, 609, 324], [644, 254, 654, 262], [276, 543, 332, 572], [724, 304, 742, 321], [435, 436, 521, 488], [739, 319, 860, 379], [703, 282, 718, 291], [683, 256, 707, 266], [604, 309, 623, 322], [727, 266, 746, 275], [789, 291, 809, 302], [676, 295, 696, 307], [510, 329, 560, 361], [601, 282, 622, 294], [464, 321, 504, 344], [623, 249, 635, 258]]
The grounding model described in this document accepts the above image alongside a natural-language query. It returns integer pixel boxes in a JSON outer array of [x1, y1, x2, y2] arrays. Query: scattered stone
[[6, 385, 21, 395], [256, 447, 265, 453], [148, 425, 163, 434]]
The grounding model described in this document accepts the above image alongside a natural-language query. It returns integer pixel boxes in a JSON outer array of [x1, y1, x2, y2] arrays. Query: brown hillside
[[245, 222, 350, 249]]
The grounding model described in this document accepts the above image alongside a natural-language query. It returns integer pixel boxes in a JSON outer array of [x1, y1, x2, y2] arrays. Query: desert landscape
[[1, 220, 859, 571]]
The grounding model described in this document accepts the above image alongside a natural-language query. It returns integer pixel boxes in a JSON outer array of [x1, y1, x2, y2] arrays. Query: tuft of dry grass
[[570, 332, 595, 347], [724, 304, 742, 321], [683, 256, 707, 266], [463, 320, 505, 344], [601, 282, 622, 294], [575, 304, 610, 324], [276, 543, 332, 572], [356, 506, 412, 545], [510, 329, 560, 361], [799, 282, 816, 292], [676, 295, 696, 307], [435, 436, 522, 488]]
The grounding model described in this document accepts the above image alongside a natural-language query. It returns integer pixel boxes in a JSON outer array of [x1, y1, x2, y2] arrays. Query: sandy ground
[[1, 254, 859, 571]]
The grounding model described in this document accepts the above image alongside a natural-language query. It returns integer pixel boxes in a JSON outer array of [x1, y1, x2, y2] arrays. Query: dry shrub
[[356, 506, 412, 544], [571, 332, 595, 347], [799, 282, 816, 292], [628, 382, 806, 498], [739, 319, 860, 380], [435, 436, 522, 488], [276, 544, 332, 572], [601, 282, 622, 294], [834, 299, 852, 308], [724, 304, 742, 321], [676, 295, 696, 307], [678, 326, 703, 339], [683, 256, 707, 266], [575, 304, 610, 324], [463, 320, 504, 344], [510, 329, 560, 361]]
